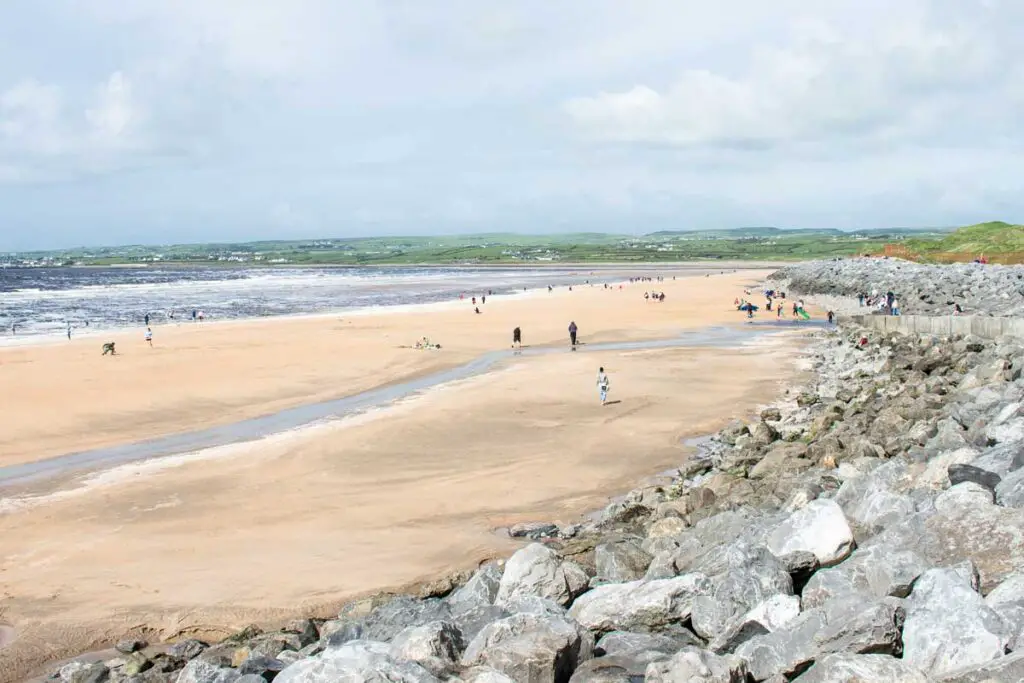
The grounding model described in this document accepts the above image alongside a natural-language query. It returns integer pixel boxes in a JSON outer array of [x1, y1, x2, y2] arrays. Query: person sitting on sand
[[102, 341, 116, 356]]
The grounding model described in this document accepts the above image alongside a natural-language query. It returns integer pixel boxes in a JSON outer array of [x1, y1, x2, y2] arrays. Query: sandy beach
[[0, 269, 809, 681]]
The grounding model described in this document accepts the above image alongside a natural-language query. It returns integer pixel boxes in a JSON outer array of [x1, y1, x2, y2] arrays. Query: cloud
[[563, 2, 1024, 150]]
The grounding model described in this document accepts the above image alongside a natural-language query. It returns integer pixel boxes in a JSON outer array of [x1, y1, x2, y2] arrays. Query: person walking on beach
[[144, 313, 150, 326], [192, 309, 197, 322], [512, 326, 522, 349], [67, 323, 72, 340], [145, 327, 153, 347], [597, 367, 611, 405], [568, 321, 578, 350]]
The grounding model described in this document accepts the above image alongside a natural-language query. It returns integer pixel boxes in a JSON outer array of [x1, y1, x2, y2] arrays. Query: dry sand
[[0, 270, 808, 681]]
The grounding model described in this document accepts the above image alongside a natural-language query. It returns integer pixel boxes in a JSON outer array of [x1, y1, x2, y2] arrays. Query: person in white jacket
[[597, 367, 610, 405]]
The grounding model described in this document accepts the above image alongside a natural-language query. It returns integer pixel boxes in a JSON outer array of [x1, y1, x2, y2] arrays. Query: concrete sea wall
[[851, 314, 1024, 339]]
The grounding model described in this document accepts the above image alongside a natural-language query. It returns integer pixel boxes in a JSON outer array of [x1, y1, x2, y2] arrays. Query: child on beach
[[597, 367, 610, 405], [145, 327, 153, 347]]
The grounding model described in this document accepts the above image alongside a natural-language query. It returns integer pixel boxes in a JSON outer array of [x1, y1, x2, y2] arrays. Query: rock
[[282, 620, 319, 648], [778, 551, 819, 593], [360, 596, 453, 642], [902, 563, 1011, 677], [448, 563, 502, 612], [709, 595, 801, 654], [645, 516, 688, 539], [568, 574, 712, 635], [948, 463, 1002, 493], [733, 596, 904, 681], [460, 667, 518, 683], [996, 466, 1024, 507], [389, 620, 465, 677], [749, 421, 779, 446], [796, 653, 927, 682], [767, 499, 854, 568], [802, 545, 931, 609], [115, 639, 148, 655], [237, 655, 286, 679], [167, 639, 208, 662], [451, 604, 511, 643], [644, 646, 749, 682], [985, 572, 1024, 649], [495, 543, 590, 607], [511, 522, 560, 540], [594, 631, 687, 658], [594, 539, 653, 583], [761, 407, 782, 422], [121, 652, 152, 676], [275, 641, 440, 683], [748, 443, 812, 481], [176, 659, 241, 683], [322, 622, 365, 648], [59, 663, 110, 683], [460, 612, 593, 683], [933, 651, 1024, 682]]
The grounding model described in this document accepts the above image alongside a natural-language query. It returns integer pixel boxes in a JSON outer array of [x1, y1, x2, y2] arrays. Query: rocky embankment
[[48, 269, 1024, 683], [770, 258, 1024, 316]]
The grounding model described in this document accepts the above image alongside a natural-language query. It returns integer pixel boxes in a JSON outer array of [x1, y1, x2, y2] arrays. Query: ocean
[[0, 265, 667, 341]]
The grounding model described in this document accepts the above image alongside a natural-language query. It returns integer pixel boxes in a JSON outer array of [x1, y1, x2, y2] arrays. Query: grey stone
[[985, 572, 1024, 650], [594, 631, 690, 658], [510, 523, 560, 540], [568, 574, 712, 635], [237, 656, 286, 679], [567, 656, 653, 682], [767, 499, 854, 567], [802, 545, 931, 609], [949, 464, 1002, 493], [167, 639, 208, 662], [644, 647, 749, 682], [59, 663, 110, 683], [795, 653, 927, 683], [495, 543, 590, 608], [594, 539, 653, 583], [902, 563, 1011, 677], [448, 563, 502, 612], [933, 651, 1024, 682], [389, 620, 465, 677], [360, 596, 452, 642], [274, 640, 440, 683], [115, 639, 148, 655], [460, 612, 593, 683], [459, 667, 518, 683], [175, 660, 241, 683]]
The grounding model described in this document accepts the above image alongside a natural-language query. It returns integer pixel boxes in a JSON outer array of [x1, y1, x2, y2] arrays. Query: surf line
[[0, 324, 803, 491]]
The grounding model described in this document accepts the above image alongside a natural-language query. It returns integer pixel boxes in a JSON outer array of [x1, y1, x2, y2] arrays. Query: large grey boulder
[[567, 656, 654, 682], [275, 640, 440, 683], [801, 545, 931, 609], [733, 596, 904, 681], [594, 539, 653, 583], [644, 647, 749, 682], [995, 466, 1024, 508], [460, 612, 593, 683], [901, 563, 1011, 677], [567, 574, 712, 635], [795, 653, 927, 683], [933, 651, 1024, 682], [389, 620, 465, 677], [866, 482, 1024, 592], [709, 594, 801, 654], [985, 571, 1024, 649], [448, 564, 502, 612], [767, 499, 854, 567], [459, 667, 518, 683], [359, 596, 453, 642], [175, 660, 241, 683], [495, 544, 590, 607]]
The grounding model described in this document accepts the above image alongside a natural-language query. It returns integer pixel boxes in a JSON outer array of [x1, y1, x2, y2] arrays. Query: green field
[[5, 224, 1002, 267]]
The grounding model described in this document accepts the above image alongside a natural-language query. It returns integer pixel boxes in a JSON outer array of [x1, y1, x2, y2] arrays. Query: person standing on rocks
[[597, 367, 610, 405]]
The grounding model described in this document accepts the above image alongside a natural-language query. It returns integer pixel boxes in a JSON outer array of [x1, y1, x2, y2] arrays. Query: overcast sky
[[2, 0, 1023, 250]]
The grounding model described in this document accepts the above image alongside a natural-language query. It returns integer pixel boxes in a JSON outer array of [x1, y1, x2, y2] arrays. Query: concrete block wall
[[850, 315, 1024, 339]]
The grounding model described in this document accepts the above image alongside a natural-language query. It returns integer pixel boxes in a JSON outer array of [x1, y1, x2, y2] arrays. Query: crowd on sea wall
[[770, 258, 1024, 317], [50, 261, 1024, 683]]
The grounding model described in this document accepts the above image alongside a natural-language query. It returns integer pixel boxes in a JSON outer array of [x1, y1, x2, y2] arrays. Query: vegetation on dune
[[903, 221, 1024, 258]]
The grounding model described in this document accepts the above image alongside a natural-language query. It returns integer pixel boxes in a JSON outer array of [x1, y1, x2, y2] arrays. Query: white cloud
[[563, 3, 1024, 149]]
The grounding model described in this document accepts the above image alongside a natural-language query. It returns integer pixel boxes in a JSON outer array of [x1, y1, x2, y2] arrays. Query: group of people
[[644, 291, 666, 302], [858, 291, 901, 316]]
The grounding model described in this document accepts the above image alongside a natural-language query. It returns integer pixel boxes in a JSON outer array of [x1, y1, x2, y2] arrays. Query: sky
[[1, 0, 1023, 250]]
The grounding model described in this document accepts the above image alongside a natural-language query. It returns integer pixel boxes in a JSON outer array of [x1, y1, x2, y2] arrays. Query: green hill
[[906, 221, 1024, 256]]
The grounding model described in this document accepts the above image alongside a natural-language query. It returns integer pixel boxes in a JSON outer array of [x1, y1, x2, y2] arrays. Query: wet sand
[[0, 270, 807, 681]]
